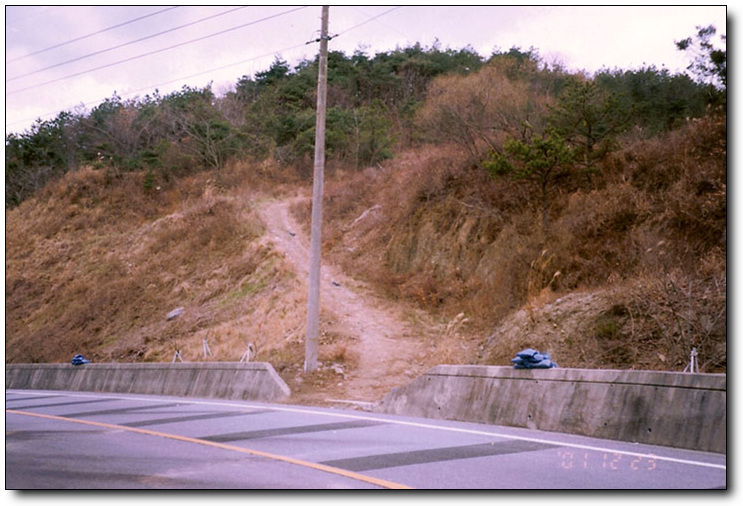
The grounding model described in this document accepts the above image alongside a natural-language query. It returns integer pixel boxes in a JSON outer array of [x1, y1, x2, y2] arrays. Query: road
[[6, 389, 726, 490]]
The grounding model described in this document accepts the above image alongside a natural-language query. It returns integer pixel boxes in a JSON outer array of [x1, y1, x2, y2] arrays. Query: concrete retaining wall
[[5, 362, 291, 403], [373, 365, 726, 454]]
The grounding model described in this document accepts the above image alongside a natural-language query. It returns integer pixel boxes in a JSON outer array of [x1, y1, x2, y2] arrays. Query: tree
[[82, 94, 159, 169], [418, 62, 528, 158], [325, 101, 394, 168], [161, 85, 236, 170], [484, 129, 574, 232], [353, 100, 394, 166], [5, 111, 82, 207], [254, 57, 291, 88], [548, 78, 628, 173], [595, 66, 708, 135], [417, 52, 559, 161], [676, 25, 726, 91]]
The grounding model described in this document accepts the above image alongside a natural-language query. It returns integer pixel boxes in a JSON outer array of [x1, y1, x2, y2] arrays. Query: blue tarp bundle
[[511, 348, 557, 369], [71, 354, 90, 366]]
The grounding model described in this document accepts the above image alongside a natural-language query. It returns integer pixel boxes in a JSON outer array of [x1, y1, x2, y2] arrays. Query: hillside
[[5, 41, 727, 404], [293, 113, 727, 374], [5, 112, 726, 408], [4, 163, 475, 404]]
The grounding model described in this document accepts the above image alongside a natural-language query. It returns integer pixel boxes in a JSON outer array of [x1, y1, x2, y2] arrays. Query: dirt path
[[257, 194, 427, 403]]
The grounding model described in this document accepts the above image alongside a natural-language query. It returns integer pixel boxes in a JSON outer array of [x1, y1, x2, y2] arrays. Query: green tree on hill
[[676, 24, 726, 106], [676, 24, 726, 90], [484, 129, 574, 233], [548, 79, 628, 174]]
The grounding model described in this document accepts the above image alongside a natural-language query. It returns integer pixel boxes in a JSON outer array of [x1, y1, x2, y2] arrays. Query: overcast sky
[[4, 4, 728, 135]]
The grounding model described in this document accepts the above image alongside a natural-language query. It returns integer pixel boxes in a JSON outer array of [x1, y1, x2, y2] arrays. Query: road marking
[[8, 390, 726, 471], [155, 397, 729, 471], [322, 440, 557, 472], [200, 419, 384, 443], [6, 409, 413, 489]]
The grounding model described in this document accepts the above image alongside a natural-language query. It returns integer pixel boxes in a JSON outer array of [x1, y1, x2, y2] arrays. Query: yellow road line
[[6, 409, 412, 490]]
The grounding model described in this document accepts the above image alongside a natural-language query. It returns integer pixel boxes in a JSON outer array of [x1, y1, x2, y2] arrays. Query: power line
[[6, 6, 179, 65], [334, 6, 403, 38], [348, 6, 411, 41], [303, 6, 403, 46], [5, 5, 409, 131], [6, 6, 309, 97], [6, 6, 248, 82], [5, 39, 312, 130]]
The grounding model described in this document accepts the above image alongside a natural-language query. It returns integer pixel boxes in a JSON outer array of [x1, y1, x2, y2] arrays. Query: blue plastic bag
[[71, 354, 90, 366], [512, 348, 557, 369]]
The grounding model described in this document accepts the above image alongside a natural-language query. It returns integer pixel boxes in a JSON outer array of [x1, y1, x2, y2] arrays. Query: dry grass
[[5, 161, 304, 367], [305, 114, 726, 373], [477, 266, 726, 373], [5, 159, 371, 405], [5, 113, 726, 378]]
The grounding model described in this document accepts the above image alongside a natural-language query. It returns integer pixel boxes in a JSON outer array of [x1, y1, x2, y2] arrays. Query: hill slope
[[4, 164, 472, 404], [300, 114, 726, 373], [4, 114, 726, 408]]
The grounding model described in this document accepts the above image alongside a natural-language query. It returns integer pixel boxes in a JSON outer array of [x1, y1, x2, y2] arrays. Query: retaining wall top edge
[[424, 365, 726, 389], [6, 362, 271, 371]]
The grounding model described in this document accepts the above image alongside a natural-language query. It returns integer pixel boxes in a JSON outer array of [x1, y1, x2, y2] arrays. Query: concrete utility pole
[[305, 5, 329, 373]]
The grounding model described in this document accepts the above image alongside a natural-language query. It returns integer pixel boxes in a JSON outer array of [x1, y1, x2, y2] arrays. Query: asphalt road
[[5, 389, 726, 490]]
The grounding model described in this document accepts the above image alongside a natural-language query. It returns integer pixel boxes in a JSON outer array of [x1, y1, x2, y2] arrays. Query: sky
[[3, 4, 728, 135]]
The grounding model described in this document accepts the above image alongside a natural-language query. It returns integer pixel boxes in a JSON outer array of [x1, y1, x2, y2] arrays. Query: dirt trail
[[258, 194, 427, 403]]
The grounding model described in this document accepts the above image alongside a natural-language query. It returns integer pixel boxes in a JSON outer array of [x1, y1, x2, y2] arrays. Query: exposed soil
[[257, 191, 431, 406]]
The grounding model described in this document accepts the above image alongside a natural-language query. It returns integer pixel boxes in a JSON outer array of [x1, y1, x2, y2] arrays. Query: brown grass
[[5, 162, 302, 366], [302, 114, 726, 372], [5, 113, 726, 378]]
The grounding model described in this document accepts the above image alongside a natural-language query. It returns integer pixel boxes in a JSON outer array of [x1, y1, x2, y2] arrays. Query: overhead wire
[[6, 6, 180, 65], [5, 38, 313, 130], [117, 6, 405, 97], [5, 41, 309, 129], [349, 6, 411, 41], [6, 36, 311, 129], [128, 41, 312, 95], [6, 6, 248, 82], [6, 6, 408, 131], [333, 6, 403, 39], [6, 6, 309, 96]]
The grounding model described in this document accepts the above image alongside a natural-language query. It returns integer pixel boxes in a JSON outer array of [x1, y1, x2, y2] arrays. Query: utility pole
[[305, 5, 329, 373]]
